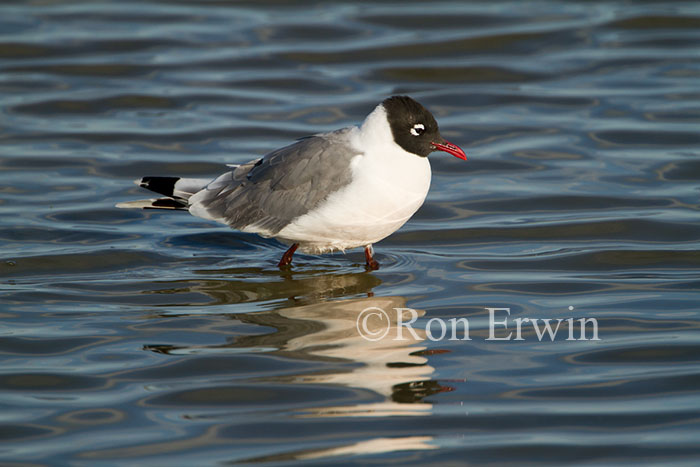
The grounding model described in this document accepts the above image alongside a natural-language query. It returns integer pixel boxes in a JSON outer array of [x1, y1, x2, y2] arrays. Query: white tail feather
[[173, 178, 210, 199]]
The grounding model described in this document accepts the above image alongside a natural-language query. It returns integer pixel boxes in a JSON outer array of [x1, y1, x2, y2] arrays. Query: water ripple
[[2, 1, 700, 465]]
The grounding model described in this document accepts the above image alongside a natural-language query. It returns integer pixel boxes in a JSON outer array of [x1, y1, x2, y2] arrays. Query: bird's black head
[[382, 95, 467, 160]]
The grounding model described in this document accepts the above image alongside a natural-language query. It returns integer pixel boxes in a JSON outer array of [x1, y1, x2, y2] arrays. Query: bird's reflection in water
[[145, 268, 450, 460], [278, 295, 440, 417], [147, 267, 452, 416]]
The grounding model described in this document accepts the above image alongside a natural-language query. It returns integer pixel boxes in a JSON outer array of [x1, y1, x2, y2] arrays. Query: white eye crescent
[[410, 123, 425, 136]]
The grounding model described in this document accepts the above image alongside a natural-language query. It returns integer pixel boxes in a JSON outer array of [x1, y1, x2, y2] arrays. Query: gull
[[118, 96, 466, 269]]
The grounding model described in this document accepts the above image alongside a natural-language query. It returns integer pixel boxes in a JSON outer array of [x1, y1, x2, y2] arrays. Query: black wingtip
[[139, 176, 180, 197], [148, 197, 188, 209]]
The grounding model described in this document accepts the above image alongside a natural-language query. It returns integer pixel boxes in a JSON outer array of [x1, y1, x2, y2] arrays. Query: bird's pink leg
[[364, 245, 379, 270], [278, 243, 299, 268]]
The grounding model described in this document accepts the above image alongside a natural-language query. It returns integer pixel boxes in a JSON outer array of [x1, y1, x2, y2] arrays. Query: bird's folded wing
[[188, 128, 360, 235]]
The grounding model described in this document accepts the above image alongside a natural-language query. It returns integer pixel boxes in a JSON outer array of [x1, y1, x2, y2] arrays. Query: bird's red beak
[[432, 139, 467, 160]]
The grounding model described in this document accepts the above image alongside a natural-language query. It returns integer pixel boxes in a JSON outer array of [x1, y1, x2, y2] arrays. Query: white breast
[[276, 106, 432, 253]]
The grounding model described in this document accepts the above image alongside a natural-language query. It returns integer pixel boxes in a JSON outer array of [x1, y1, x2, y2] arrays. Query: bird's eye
[[410, 123, 425, 136]]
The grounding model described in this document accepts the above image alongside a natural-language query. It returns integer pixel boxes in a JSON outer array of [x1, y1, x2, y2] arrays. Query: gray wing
[[189, 127, 359, 235]]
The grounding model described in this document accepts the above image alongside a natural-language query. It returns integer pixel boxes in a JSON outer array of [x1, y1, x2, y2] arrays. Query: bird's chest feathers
[[348, 146, 431, 219]]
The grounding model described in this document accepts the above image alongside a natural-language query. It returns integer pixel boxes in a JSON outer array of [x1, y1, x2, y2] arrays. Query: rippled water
[[2, 1, 700, 464]]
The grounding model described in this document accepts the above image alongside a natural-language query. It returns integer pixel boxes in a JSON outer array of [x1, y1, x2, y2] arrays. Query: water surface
[[2, 1, 700, 464]]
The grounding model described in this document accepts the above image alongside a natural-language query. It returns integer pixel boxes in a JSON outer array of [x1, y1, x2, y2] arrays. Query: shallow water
[[2, 1, 700, 464]]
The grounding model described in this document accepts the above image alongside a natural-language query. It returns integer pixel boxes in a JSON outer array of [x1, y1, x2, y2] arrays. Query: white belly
[[276, 148, 432, 254]]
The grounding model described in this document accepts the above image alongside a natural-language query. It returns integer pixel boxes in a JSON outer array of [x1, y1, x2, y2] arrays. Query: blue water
[[2, 1, 700, 464]]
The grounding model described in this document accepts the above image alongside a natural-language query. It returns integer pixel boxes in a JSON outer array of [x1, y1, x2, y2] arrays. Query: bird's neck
[[356, 104, 398, 153]]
